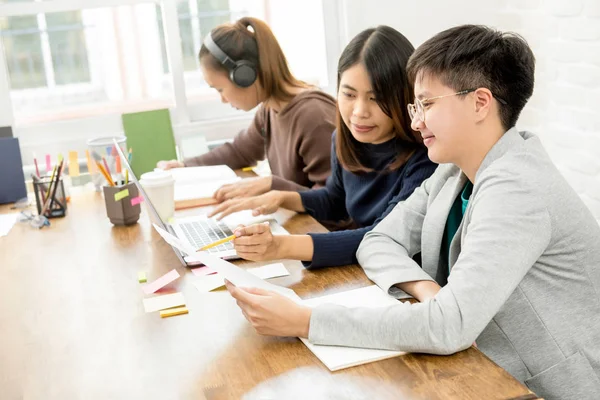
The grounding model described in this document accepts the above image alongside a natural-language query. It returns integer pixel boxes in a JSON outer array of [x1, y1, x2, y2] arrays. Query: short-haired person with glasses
[[224, 25, 600, 400]]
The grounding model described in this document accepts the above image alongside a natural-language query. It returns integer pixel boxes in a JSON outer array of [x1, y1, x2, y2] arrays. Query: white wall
[[338, 0, 600, 223]]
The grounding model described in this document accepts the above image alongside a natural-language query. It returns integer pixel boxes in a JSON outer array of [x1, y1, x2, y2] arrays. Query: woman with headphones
[[157, 17, 336, 202]]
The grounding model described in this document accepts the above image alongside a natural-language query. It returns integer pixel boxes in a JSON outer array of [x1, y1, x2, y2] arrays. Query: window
[[0, 0, 334, 163], [157, 0, 239, 74]]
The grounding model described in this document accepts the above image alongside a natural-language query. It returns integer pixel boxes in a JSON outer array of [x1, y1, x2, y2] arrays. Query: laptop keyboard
[[179, 220, 235, 253]]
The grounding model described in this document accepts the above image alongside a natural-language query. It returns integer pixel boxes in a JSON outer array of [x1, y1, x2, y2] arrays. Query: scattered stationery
[[153, 224, 297, 300], [130, 195, 143, 206], [68, 151, 79, 177], [192, 264, 289, 293], [160, 306, 188, 318], [0, 213, 19, 237], [152, 223, 406, 370], [142, 268, 180, 295], [300, 285, 406, 371], [193, 274, 226, 292], [138, 272, 147, 283], [114, 189, 129, 201], [198, 234, 236, 251], [102, 157, 111, 179], [85, 150, 96, 174], [142, 292, 185, 313], [33, 153, 40, 177], [191, 266, 217, 276]]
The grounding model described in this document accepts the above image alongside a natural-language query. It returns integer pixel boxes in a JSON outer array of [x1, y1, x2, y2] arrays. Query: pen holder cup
[[103, 182, 141, 226], [33, 176, 67, 218], [87, 136, 128, 192]]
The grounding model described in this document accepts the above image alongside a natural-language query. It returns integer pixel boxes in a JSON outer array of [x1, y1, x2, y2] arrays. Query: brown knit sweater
[[183, 90, 336, 191]]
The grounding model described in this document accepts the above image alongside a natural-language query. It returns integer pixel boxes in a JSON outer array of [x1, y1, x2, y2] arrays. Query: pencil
[[198, 234, 236, 251], [102, 157, 111, 176], [96, 161, 115, 187], [241, 167, 253, 172], [33, 154, 40, 177]]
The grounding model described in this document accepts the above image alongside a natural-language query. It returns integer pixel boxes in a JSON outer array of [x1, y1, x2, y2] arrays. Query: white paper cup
[[139, 170, 175, 222]]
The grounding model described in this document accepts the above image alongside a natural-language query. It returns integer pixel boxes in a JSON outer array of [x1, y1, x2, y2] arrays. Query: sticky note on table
[[131, 196, 144, 206], [45, 154, 51, 173], [248, 263, 290, 280], [114, 189, 129, 201], [138, 271, 147, 283], [143, 292, 185, 313], [85, 150, 97, 174], [142, 269, 180, 294], [193, 274, 225, 292], [160, 306, 188, 318], [191, 266, 217, 277], [68, 151, 80, 177]]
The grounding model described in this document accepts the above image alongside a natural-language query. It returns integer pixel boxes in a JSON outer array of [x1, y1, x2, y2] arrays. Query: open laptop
[[113, 140, 290, 266]]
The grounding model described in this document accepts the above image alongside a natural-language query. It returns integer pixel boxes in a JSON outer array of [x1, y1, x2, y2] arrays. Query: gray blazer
[[308, 128, 600, 400]]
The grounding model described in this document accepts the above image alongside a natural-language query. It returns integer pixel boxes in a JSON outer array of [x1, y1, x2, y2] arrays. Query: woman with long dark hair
[[210, 26, 437, 268]]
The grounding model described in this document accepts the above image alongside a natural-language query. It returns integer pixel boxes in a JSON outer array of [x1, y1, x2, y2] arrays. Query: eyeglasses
[[407, 88, 508, 123]]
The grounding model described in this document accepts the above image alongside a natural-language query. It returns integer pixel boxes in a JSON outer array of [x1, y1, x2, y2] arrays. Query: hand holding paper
[[224, 280, 311, 338]]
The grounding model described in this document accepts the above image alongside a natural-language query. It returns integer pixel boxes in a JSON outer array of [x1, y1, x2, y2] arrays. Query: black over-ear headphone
[[203, 31, 257, 88]]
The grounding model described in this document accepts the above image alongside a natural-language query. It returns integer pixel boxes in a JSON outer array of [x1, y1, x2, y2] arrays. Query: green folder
[[121, 109, 177, 176]]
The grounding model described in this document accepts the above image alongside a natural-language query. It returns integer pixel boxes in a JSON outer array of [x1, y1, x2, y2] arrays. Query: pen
[[198, 234, 236, 251]]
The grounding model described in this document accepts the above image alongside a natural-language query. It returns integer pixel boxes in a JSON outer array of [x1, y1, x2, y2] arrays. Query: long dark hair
[[336, 26, 422, 173], [199, 17, 309, 104]]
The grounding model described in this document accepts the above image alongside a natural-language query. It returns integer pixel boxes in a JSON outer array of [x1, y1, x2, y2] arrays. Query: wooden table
[[0, 190, 538, 400]]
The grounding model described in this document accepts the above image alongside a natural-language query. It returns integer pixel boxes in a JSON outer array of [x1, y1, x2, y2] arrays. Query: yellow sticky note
[[85, 150, 96, 174], [68, 151, 80, 177], [114, 189, 129, 201], [138, 272, 147, 283], [160, 306, 188, 318]]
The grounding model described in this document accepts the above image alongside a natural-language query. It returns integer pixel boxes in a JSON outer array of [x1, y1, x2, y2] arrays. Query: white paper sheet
[[193, 264, 289, 293], [168, 165, 238, 183], [247, 263, 290, 280], [0, 213, 18, 237], [174, 178, 241, 201], [193, 274, 226, 292], [300, 286, 406, 371], [143, 292, 186, 313]]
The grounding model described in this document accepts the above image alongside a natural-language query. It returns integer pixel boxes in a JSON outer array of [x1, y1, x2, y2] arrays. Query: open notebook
[[168, 165, 241, 210]]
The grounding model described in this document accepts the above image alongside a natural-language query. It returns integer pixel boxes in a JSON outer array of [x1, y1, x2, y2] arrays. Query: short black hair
[[407, 25, 535, 130]]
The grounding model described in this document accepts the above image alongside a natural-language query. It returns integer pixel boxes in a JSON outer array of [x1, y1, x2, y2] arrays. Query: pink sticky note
[[142, 269, 180, 294], [191, 266, 217, 277], [45, 154, 51, 173], [131, 196, 144, 206]]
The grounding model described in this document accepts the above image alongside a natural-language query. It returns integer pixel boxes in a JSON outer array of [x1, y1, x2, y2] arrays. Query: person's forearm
[[395, 280, 442, 302], [278, 191, 305, 212], [277, 235, 314, 261]]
